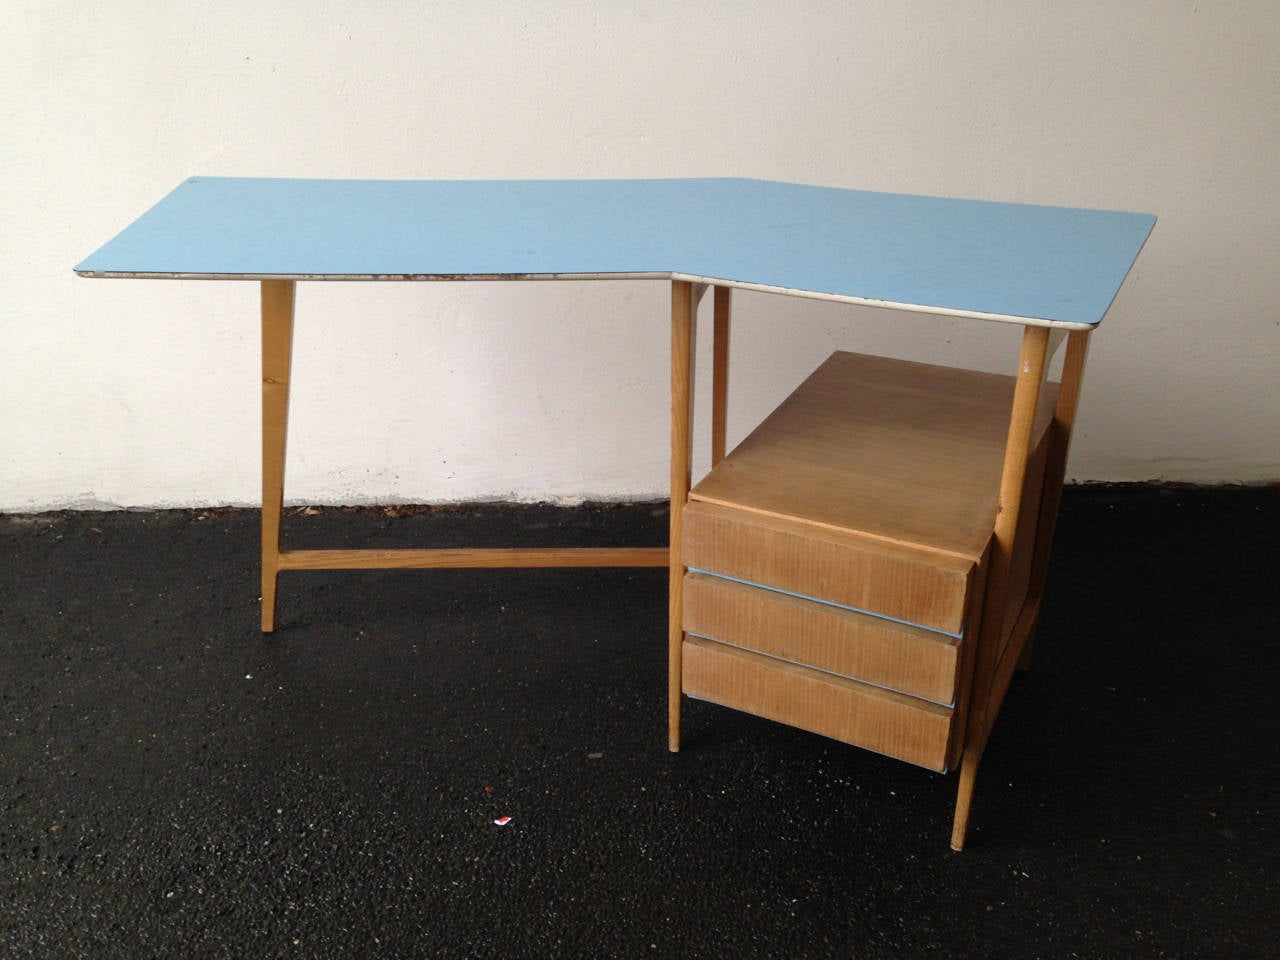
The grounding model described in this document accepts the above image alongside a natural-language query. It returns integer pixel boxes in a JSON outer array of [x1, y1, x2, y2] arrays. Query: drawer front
[[682, 636, 956, 772], [683, 572, 960, 705], [682, 499, 975, 636]]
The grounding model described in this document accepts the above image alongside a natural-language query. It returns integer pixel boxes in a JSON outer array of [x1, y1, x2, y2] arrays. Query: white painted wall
[[3, 1, 1277, 511]]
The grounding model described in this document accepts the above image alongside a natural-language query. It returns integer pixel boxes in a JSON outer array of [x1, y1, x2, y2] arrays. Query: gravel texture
[[2, 488, 1277, 958]]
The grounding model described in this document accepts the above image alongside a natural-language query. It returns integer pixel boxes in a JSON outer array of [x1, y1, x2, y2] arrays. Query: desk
[[76, 177, 1154, 847]]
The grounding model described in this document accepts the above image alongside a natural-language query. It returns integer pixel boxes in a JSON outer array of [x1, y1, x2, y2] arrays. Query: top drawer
[[683, 500, 975, 635]]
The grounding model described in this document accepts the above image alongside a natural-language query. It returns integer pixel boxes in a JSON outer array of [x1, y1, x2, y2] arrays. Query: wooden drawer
[[683, 499, 975, 635], [683, 571, 961, 705], [682, 635, 958, 772]]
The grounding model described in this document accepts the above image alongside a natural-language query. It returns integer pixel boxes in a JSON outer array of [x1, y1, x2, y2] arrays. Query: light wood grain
[[683, 572, 960, 704], [998, 427, 1050, 656], [673, 342, 1075, 846], [682, 636, 955, 772], [277, 547, 668, 570], [691, 351, 1058, 561], [683, 499, 975, 636], [260, 280, 295, 633]]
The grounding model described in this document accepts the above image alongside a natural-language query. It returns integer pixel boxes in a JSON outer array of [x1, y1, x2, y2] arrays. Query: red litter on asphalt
[[493, 816, 512, 826]]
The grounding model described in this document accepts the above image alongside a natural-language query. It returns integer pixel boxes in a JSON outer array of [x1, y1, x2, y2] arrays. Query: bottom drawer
[[682, 635, 958, 772]]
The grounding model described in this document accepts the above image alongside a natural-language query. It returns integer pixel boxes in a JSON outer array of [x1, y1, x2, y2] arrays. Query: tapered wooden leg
[[1016, 608, 1042, 671], [260, 280, 295, 633], [950, 747, 983, 850], [711, 286, 731, 467], [1019, 329, 1092, 670], [668, 280, 697, 752], [951, 324, 1050, 850]]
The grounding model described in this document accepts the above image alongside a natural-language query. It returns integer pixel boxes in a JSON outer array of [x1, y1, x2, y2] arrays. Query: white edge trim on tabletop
[[71, 268, 1100, 330]]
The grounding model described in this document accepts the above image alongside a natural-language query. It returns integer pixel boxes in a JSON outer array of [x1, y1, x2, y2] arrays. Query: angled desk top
[[76, 177, 1155, 329]]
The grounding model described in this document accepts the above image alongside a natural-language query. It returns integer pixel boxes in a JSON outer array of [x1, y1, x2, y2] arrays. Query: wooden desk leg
[[1019, 329, 1092, 670], [669, 280, 697, 752], [951, 323, 1050, 851], [711, 286, 731, 467], [260, 280, 295, 633]]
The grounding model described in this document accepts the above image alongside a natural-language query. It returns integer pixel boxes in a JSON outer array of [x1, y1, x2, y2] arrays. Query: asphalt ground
[[2, 485, 1277, 958]]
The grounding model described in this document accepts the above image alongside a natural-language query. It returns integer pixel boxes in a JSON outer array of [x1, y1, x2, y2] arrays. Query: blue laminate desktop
[[76, 177, 1154, 329]]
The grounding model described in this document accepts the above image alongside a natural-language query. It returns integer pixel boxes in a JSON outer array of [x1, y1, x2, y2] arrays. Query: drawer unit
[[677, 349, 1055, 778]]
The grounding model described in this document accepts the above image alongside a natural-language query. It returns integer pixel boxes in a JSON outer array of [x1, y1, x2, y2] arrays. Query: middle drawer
[[683, 571, 962, 705]]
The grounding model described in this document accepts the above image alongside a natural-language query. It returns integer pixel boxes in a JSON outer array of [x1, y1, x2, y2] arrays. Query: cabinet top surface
[[691, 350, 1058, 560], [75, 177, 1154, 328]]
